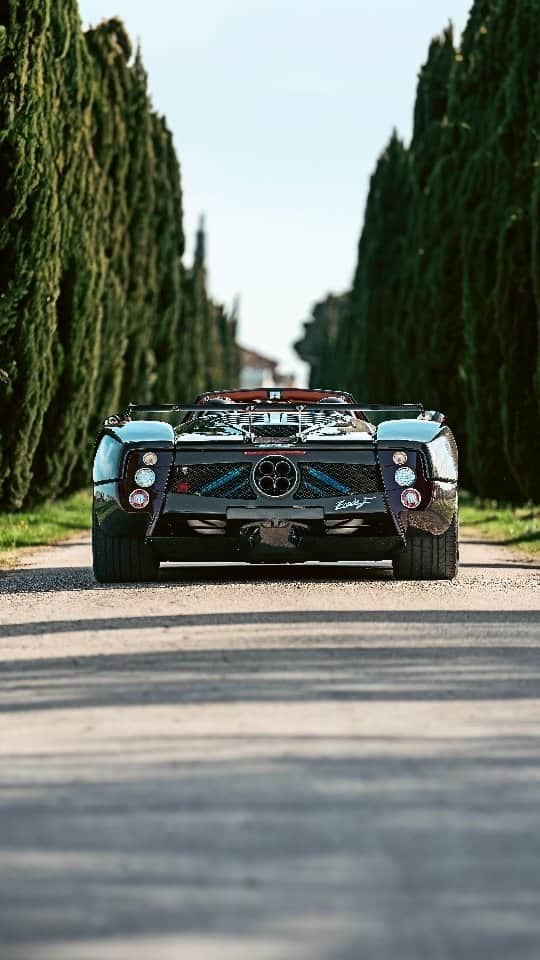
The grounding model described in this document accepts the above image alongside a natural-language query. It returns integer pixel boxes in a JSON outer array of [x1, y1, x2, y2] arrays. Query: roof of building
[[239, 346, 279, 372]]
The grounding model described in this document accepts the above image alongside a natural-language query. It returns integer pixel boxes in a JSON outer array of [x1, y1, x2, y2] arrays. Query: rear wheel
[[92, 510, 159, 584], [392, 514, 458, 581]]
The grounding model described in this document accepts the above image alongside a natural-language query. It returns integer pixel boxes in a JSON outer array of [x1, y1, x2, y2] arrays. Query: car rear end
[[151, 439, 402, 562], [92, 395, 458, 580]]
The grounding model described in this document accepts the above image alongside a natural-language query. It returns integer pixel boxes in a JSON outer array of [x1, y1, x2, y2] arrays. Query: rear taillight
[[129, 489, 150, 509], [401, 488, 422, 509]]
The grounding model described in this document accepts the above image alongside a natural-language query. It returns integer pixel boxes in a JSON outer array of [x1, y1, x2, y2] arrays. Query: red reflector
[[175, 482, 190, 494], [129, 488, 150, 509], [401, 487, 422, 509]]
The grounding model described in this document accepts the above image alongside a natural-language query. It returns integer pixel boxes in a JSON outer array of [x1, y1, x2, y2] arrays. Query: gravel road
[[1, 535, 539, 960]]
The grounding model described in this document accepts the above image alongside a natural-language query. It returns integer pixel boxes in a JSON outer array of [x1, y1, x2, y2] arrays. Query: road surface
[[1, 535, 539, 960]]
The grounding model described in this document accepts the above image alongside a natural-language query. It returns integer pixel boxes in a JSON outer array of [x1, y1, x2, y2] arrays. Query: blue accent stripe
[[306, 466, 351, 494], [304, 480, 325, 497], [226, 479, 250, 498], [200, 467, 244, 495]]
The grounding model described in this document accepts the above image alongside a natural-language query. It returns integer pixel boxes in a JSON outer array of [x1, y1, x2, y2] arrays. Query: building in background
[[240, 347, 295, 389]]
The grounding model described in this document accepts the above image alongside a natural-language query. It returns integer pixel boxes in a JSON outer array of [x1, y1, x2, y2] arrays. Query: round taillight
[[143, 451, 158, 466], [395, 466, 416, 487], [393, 451, 408, 466], [134, 467, 156, 488], [129, 488, 150, 509], [401, 488, 422, 509]]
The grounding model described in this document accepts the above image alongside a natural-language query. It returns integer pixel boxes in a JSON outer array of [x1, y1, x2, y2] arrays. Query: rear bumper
[[151, 492, 402, 562], [162, 490, 388, 518], [94, 472, 457, 560], [148, 534, 403, 563]]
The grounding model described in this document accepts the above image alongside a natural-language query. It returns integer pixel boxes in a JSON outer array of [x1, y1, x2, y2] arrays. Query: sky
[[79, 0, 473, 384]]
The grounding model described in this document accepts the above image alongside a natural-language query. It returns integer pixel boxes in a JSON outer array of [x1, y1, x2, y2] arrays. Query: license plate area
[[226, 507, 324, 523]]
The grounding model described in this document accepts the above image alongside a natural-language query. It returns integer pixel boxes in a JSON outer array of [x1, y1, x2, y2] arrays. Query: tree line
[[295, 0, 539, 502], [0, 3, 239, 510]]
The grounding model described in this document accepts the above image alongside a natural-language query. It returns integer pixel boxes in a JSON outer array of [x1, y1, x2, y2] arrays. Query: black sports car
[[92, 388, 459, 582]]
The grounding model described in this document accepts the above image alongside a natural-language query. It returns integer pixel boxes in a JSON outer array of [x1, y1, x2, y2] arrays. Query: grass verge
[[460, 491, 540, 556], [0, 490, 92, 568]]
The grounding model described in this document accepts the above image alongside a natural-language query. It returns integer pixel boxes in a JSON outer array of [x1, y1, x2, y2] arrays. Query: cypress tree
[[401, 27, 458, 409], [217, 301, 240, 388], [490, 0, 540, 497], [181, 217, 211, 399], [151, 115, 185, 401], [118, 47, 158, 406], [451, 0, 539, 497], [0, 1, 65, 507], [0, 3, 238, 508], [296, 0, 539, 501], [84, 19, 133, 424], [294, 293, 349, 389], [33, 2, 106, 499], [343, 132, 412, 401]]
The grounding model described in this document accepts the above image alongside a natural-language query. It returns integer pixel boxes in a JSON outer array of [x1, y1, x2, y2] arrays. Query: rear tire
[[392, 514, 458, 581], [92, 510, 159, 584]]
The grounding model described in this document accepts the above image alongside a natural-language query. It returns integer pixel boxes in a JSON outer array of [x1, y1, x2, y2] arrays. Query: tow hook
[[240, 525, 261, 548]]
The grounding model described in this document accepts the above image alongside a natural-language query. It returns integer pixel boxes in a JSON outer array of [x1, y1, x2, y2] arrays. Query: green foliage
[[294, 293, 350, 389], [343, 132, 412, 401], [0, 3, 238, 509], [297, 0, 540, 502]]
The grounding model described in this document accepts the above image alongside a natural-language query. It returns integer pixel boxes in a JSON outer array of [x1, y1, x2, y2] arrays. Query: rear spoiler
[[102, 403, 439, 441], [105, 403, 427, 427], [100, 404, 449, 448], [120, 402, 427, 416]]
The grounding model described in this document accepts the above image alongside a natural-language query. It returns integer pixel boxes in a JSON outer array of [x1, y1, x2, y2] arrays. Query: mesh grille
[[170, 463, 256, 500], [251, 424, 298, 438], [170, 460, 380, 501], [296, 463, 381, 499]]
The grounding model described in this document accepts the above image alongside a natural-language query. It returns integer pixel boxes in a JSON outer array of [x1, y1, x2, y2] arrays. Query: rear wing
[[121, 402, 427, 417], [101, 403, 446, 446], [105, 400, 445, 425]]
